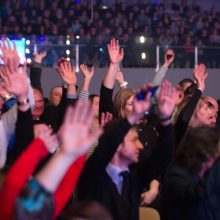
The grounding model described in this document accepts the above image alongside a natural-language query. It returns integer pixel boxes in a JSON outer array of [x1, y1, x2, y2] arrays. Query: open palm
[[108, 38, 124, 64]]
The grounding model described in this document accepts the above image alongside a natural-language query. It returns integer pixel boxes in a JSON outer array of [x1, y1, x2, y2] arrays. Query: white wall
[[38, 67, 220, 99]]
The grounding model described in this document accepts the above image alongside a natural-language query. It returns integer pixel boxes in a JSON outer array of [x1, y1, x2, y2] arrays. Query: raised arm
[[152, 49, 174, 86], [30, 51, 47, 93], [0, 40, 34, 165], [79, 64, 94, 101], [42, 59, 78, 132], [0, 125, 58, 220], [103, 39, 124, 89], [99, 39, 124, 118], [139, 81, 176, 190], [175, 64, 208, 145]]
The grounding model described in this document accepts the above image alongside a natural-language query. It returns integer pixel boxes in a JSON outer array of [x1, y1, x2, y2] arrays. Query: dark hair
[[61, 201, 113, 220], [177, 78, 194, 93], [172, 126, 220, 176], [184, 82, 197, 96]]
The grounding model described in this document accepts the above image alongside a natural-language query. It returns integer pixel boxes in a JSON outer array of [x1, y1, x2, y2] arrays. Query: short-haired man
[[77, 81, 176, 220]]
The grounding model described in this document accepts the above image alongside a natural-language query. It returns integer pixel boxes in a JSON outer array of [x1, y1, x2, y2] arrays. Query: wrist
[[163, 62, 170, 68], [58, 148, 78, 162], [17, 97, 30, 108], [159, 115, 172, 126], [120, 81, 128, 88], [110, 62, 120, 67], [0, 93, 13, 102]]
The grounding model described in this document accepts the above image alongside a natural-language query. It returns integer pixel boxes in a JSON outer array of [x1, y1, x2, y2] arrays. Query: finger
[[2, 40, 7, 50], [71, 100, 85, 123], [75, 100, 90, 123], [64, 106, 75, 124], [115, 39, 119, 49], [6, 40, 11, 50], [85, 102, 95, 127], [120, 48, 124, 56]]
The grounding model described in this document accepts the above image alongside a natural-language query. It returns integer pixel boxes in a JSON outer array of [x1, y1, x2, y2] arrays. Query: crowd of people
[[0, 37, 220, 220], [1, 0, 220, 67]]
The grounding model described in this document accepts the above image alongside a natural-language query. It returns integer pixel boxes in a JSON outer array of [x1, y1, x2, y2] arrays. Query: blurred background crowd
[[0, 0, 220, 67]]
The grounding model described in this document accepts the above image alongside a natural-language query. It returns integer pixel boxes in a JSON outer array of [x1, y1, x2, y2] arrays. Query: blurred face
[[182, 82, 192, 93], [196, 103, 217, 127], [124, 95, 135, 117], [118, 129, 143, 164], [92, 96, 100, 118], [174, 86, 184, 105], [49, 87, 62, 106], [32, 90, 44, 120]]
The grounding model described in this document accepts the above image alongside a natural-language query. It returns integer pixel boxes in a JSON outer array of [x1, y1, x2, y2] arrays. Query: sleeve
[[175, 89, 202, 146], [138, 123, 176, 188], [163, 168, 205, 203], [78, 90, 89, 101], [151, 64, 168, 86], [52, 155, 86, 219], [29, 63, 43, 93], [15, 179, 54, 220], [1, 104, 17, 139], [8, 108, 34, 164], [99, 83, 114, 121], [0, 138, 49, 220]]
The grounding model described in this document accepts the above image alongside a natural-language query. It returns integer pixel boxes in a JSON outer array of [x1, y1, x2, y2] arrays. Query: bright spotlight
[[141, 52, 146, 60], [66, 39, 70, 45], [25, 48, 30, 54], [27, 58, 32, 64], [66, 49, 70, 55], [26, 40, 30, 45], [139, 36, 146, 44]]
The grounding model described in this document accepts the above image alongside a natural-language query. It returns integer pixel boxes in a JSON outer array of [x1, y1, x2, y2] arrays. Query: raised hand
[[100, 112, 113, 127], [107, 38, 124, 64], [193, 64, 208, 92], [0, 39, 19, 67], [58, 60, 77, 86], [33, 51, 47, 63], [34, 124, 59, 153], [127, 84, 152, 125], [0, 40, 28, 100], [158, 80, 176, 124], [164, 49, 174, 67], [58, 100, 103, 158], [80, 64, 94, 79]]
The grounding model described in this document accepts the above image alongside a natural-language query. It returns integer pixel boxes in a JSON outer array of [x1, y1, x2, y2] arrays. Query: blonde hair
[[113, 88, 135, 119], [189, 97, 215, 127]]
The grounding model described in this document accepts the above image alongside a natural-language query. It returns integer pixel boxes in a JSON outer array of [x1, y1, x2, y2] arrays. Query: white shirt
[[106, 163, 129, 194]]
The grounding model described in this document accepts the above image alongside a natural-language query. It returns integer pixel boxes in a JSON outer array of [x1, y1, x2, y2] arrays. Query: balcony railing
[[1, 35, 220, 69]]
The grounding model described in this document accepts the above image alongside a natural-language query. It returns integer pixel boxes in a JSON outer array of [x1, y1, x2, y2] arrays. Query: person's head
[[172, 126, 220, 176], [32, 89, 44, 120], [113, 88, 135, 119], [190, 97, 217, 128], [113, 127, 143, 167], [89, 94, 100, 118], [61, 201, 113, 220], [49, 86, 62, 106], [173, 85, 184, 105], [177, 78, 194, 94]]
